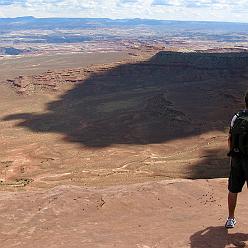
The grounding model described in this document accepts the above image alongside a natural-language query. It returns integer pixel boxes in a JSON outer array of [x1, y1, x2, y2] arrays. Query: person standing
[[226, 91, 248, 228]]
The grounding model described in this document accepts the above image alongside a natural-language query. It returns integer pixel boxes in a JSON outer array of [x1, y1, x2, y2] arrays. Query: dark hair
[[245, 91, 248, 108]]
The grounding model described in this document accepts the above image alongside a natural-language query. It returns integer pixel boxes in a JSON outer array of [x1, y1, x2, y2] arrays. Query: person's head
[[245, 91, 248, 108]]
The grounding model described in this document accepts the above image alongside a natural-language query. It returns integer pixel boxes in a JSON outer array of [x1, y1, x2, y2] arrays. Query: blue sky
[[0, 0, 248, 23]]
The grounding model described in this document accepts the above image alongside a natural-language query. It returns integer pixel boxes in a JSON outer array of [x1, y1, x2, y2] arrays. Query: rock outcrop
[[6, 51, 248, 95]]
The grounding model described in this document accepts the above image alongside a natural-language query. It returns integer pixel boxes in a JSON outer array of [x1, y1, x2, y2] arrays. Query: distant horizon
[[1, 16, 248, 25], [1, 1, 248, 24]]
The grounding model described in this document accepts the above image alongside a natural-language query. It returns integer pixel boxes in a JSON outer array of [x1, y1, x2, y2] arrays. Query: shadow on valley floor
[[3, 52, 247, 148], [190, 226, 248, 248], [2, 52, 248, 179]]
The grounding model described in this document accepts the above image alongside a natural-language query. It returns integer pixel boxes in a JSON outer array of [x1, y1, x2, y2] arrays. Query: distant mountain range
[[1, 16, 248, 33]]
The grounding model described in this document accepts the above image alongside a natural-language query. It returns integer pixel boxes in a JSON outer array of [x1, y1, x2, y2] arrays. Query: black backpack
[[230, 110, 248, 156]]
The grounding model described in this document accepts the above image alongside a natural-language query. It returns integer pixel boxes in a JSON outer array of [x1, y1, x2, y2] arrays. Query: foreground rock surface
[[1, 179, 248, 248]]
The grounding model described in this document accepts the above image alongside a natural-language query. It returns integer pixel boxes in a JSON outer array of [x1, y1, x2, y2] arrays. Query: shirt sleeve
[[230, 114, 238, 132]]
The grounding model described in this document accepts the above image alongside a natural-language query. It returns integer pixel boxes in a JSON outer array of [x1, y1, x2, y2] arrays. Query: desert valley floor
[[1, 51, 248, 247]]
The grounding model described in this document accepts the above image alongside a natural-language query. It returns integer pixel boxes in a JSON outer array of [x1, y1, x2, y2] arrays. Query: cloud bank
[[0, 0, 248, 22]]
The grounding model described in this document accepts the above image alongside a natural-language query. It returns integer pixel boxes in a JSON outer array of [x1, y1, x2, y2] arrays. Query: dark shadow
[[190, 226, 248, 248], [2, 51, 248, 147], [189, 148, 230, 179]]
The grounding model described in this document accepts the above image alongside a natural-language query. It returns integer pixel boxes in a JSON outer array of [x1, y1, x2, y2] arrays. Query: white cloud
[[0, 0, 248, 22]]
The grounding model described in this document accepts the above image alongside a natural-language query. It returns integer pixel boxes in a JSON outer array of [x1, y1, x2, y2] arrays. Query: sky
[[0, 0, 248, 23]]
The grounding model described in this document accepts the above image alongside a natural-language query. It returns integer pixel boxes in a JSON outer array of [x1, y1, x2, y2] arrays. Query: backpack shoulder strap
[[238, 110, 248, 116], [231, 110, 248, 127], [236, 110, 248, 121]]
